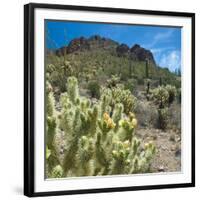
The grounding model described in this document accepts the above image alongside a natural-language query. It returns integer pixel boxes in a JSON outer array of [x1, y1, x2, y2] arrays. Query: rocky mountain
[[130, 44, 156, 65], [54, 35, 156, 65]]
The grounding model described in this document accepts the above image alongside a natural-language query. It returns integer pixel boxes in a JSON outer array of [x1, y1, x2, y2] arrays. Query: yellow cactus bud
[[131, 118, 138, 128], [144, 143, 149, 149], [119, 119, 124, 127], [112, 150, 118, 157], [103, 112, 110, 120], [125, 159, 131, 165], [129, 112, 136, 120], [123, 140, 130, 148]]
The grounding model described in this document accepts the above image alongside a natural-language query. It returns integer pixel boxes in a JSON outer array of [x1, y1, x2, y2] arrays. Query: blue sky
[[46, 20, 181, 72]]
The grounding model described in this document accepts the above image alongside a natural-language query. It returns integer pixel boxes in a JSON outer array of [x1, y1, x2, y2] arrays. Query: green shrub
[[88, 81, 100, 99], [124, 79, 137, 93], [137, 78, 144, 85]]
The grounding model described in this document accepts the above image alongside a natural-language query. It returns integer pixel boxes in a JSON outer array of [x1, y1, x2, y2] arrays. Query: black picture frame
[[24, 3, 195, 197]]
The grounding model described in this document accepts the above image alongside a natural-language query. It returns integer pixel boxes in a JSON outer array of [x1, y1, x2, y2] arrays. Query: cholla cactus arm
[[112, 103, 124, 126], [129, 137, 141, 157], [87, 105, 99, 136], [67, 76, 79, 104], [62, 134, 79, 175], [136, 141, 156, 173], [117, 113, 137, 141], [46, 82, 61, 175], [129, 140, 156, 173], [46, 82, 55, 116], [99, 93, 112, 117], [59, 93, 74, 137], [75, 136, 95, 176], [109, 140, 132, 174]]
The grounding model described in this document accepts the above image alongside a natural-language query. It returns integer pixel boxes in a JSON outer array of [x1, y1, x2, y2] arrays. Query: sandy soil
[[136, 128, 181, 173]]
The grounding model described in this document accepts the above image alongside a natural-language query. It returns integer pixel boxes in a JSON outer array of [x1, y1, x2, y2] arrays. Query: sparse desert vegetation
[[45, 34, 181, 178]]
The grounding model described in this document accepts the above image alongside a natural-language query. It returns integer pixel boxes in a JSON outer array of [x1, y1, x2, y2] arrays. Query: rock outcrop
[[54, 36, 156, 65], [130, 44, 156, 64], [116, 43, 129, 56]]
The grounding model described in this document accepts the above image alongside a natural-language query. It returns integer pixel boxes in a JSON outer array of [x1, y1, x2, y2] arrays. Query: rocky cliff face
[[116, 43, 130, 56], [130, 44, 156, 64], [56, 35, 118, 56], [54, 35, 156, 65]]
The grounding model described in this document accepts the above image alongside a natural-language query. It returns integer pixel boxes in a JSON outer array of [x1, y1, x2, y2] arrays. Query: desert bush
[[47, 76, 156, 177], [168, 103, 181, 130], [87, 81, 100, 99], [124, 79, 137, 93], [135, 101, 157, 128], [137, 78, 144, 85]]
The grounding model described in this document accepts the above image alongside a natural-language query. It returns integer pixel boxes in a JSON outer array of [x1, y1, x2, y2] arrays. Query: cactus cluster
[[151, 85, 177, 129], [151, 86, 169, 109], [107, 75, 120, 88], [46, 76, 156, 178], [46, 61, 74, 93], [165, 85, 177, 105], [101, 85, 137, 115]]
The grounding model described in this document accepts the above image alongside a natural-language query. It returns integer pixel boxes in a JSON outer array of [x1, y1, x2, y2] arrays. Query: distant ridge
[[51, 35, 156, 65]]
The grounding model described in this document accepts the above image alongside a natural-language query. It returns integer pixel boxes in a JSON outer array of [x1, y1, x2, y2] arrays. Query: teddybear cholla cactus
[[151, 85, 176, 130], [46, 60, 74, 93], [165, 85, 177, 105], [151, 86, 169, 109], [101, 85, 137, 115], [46, 81, 62, 178], [47, 76, 156, 178]]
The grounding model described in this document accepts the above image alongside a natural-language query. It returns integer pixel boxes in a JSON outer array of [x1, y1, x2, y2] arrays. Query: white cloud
[[144, 29, 174, 48], [150, 47, 174, 54], [154, 29, 174, 41], [159, 50, 181, 72]]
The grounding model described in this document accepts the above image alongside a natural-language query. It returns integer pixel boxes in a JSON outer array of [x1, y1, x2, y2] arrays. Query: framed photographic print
[[24, 3, 195, 197]]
